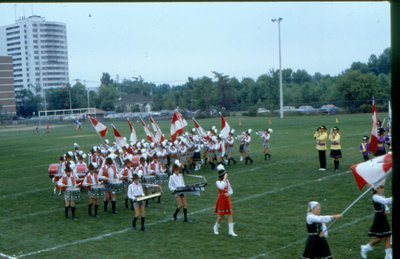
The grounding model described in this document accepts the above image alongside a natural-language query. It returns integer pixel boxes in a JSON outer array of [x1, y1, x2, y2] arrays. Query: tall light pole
[[272, 17, 284, 119]]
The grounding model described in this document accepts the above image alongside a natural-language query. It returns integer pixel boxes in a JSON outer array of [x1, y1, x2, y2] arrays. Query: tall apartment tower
[[0, 15, 69, 97], [0, 56, 16, 115]]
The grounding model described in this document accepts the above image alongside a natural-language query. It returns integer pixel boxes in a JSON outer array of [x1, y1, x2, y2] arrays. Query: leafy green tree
[[16, 88, 42, 117], [212, 71, 237, 110]]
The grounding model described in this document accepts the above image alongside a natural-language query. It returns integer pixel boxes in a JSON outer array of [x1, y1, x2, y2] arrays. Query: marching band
[[45, 117, 393, 259]]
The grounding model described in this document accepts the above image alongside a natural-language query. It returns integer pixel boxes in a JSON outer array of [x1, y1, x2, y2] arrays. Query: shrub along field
[[0, 113, 391, 259]]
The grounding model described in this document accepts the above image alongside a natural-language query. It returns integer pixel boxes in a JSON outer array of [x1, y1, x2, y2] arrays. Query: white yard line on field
[[0, 252, 17, 259], [247, 214, 373, 259], [13, 171, 349, 258]]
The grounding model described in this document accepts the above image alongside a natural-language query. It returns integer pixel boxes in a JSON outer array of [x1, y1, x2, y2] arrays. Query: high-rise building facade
[[0, 56, 16, 115], [0, 15, 69, 97]]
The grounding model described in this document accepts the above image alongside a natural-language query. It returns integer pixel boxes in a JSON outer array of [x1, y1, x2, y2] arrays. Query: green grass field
[[0, 114, 392, 259]]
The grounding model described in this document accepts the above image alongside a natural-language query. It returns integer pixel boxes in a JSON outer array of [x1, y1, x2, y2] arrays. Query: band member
[[243, 129, 253, 165], [98, 157, 119, 214], [168, 162, 189, 222], [128, 173, 146, 231], [328, 126, 342, 172], [360, 136, 371, 161], [302, 201, 342, 259], [225, 130, 236, 165], [83, 163, 101, 217], [256, 128, 272, 160], [213, 165, 237, 237], [119, 157, 134, 209], [374, 128, 387, 157], [313, 125, 328, 171], [360, 185, 392, 259], [57, 165, 79, 220]]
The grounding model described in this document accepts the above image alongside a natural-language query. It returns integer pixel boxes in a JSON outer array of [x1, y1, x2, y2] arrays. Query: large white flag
[[140, 117, 154, 143], [88, 116, 108, 139], [351, 153, 392, 190], [149, 116, 165, 143], [127, 118, 138, 144], [220, 113, 231, 139], [111, 124, 126, 147], [170, 110, 187, 141]]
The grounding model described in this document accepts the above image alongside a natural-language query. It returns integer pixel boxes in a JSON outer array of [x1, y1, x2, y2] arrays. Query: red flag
[[192, 117, 207, 138], [368, 99, 378, 153], [127, 119, 138, 144], [88, 116, 108, 139], [149, 116, 165, 143], [170, 110, 187, 141], [140, 117, 154, 142], [351, 153, 392, 191], [111, 124, 126, 147], [220, 113, 231, 139]]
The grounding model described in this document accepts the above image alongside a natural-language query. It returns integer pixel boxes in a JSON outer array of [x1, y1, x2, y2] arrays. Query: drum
[[48, 164, 59, 178], [76, 164, 87, 178], [155, 173, 169, 184], [142, 175, 156, 184], [65, 187, 80, 201], [107, 179, 123, 194], [88, 185, 105, 198], [131, 155, 141, 168]]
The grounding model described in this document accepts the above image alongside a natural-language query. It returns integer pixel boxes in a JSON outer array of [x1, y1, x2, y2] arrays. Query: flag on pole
[[388, 100, 392, 129], [351, 153, 392, 191], [192, 117, 207, 138], [219, 112, 231, 139], [140, 117, 154, 142], [88, 116, 108, 139], [170, 110, 187, 141], [368, 99, 378, 153], [149, 116, 165, 143], [127, 119, 138, 144], [111, 124, 126, 147]]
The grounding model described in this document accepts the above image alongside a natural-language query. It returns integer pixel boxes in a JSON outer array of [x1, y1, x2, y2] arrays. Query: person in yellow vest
[[329, 126, 342, 172], [313, 125, 327, 171], [83, 163, 102, 217], [57, 165, 79, 220]]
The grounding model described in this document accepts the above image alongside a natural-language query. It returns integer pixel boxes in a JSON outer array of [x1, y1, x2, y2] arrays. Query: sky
[[0, 2, 391, 87]]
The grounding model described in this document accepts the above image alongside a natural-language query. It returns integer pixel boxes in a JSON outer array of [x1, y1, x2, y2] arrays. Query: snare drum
[[155, 173, 168, 184], [76, 164, 87, 178], [142, 175, 156, 184], [107, 180, 123, 194], [48, 164, 59, 178], [88, 185, 105, 198], [65, 187, 80, 201]]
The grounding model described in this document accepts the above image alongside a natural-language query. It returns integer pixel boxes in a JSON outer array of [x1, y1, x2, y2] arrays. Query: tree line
[[15, 48, 391, 117]]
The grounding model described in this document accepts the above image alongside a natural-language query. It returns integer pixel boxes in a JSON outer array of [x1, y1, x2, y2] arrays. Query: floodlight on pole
[[272, 17, 284, 119]]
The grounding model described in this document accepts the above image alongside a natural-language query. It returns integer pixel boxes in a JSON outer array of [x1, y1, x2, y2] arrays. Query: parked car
[[295, 106, 317, 114], [274, 106, 296, 113], [319, 104, 339, 114], [257, 108, 271, 114]]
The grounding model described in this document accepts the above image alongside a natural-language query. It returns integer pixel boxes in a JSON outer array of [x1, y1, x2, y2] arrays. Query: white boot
[[385, 248, 392, 259], [360, 244, 373, 259], [228, 223, 237, 237], [240, 156, 243, 161], [213, 223, 220, 235]]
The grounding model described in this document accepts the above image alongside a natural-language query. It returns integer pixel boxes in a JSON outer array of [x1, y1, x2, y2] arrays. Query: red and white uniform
[[98, 164, 118, 183], [214, 179, 233, 216], [118, 166, 134, 183], [83, 173, 100, 190]]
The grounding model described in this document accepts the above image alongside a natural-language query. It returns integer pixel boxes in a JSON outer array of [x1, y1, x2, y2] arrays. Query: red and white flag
[[111, 124, 126, 147], [368, 99, 378, 153], [127, 119, 138, 144], [351, 153, 392, 191], [140, 117, 154, 143], [192, 117, 207, 138], [88, 116, 108, 139], [149, 116, 165, 143], [220, 113, 231, 139], [170, 110, 187, 141]]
